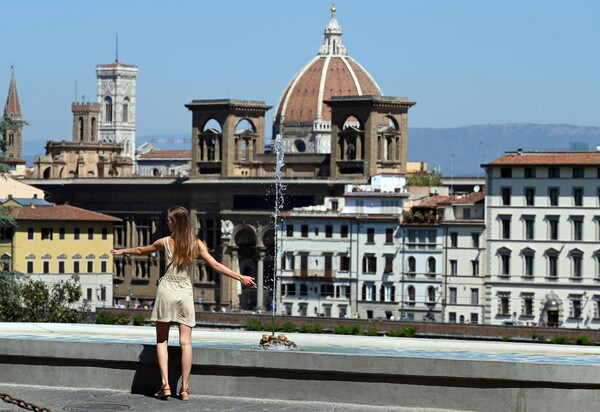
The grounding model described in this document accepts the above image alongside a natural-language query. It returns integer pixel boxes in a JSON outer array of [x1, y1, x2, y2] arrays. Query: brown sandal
[[155, 383, 171, 399], [179, 387, 190, 401]]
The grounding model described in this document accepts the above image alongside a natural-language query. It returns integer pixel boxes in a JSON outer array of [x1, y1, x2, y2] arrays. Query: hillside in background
[[22, 124, 600, 177], [409, 123, 600, 177]]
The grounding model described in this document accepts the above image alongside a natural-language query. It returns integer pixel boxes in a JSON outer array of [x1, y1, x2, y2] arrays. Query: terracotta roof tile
[[8, 204, 121, 222], [276, 56, 382, 124], [438, 192, 485, 205], [416, 195, 448, 207], [486, 152, 600, 166], [138, 150, 191, 159]]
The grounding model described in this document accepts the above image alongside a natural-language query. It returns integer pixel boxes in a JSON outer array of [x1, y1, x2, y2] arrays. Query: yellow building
[[1, 203, 121, 311]]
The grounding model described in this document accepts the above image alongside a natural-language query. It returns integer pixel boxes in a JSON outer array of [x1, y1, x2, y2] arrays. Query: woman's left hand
[[240, 275, 257, 288]]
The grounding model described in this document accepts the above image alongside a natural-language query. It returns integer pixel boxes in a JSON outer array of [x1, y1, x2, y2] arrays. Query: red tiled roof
[[275, 56, 382, 124], [138, 150, 191, 159], [416, 195, 448, 207], [8, 204, 121, 222], [438, 192, 485, 205], [486, 152, 600, 166]]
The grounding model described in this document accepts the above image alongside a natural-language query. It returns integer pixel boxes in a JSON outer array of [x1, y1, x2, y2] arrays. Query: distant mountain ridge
[[409, 123, 600, 176], [22, 124, 600, 176]]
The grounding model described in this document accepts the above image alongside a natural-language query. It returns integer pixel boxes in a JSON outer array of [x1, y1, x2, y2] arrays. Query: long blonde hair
[[167, 207, 199, 268]]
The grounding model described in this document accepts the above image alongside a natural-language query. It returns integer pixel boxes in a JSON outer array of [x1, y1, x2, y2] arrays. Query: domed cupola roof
[[274, 7, 383, 127]]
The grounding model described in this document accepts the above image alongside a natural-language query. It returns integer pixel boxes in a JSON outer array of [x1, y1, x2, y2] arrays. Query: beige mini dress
[[150, 237, 196, 328]]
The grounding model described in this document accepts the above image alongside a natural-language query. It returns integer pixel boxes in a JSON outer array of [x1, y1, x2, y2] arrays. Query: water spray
[[271, 134, 286, 336]]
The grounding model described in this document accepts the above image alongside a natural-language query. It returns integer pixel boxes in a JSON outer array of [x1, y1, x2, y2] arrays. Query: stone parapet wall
[[98, 308, 600, 342]]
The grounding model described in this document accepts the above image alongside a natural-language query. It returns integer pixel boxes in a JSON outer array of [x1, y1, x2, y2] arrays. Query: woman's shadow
[[131, 345, 182, 399]]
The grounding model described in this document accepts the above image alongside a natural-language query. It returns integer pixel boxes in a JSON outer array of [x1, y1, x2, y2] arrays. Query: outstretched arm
[[111, 238, 165, 256], [196, 239, 257, 288]]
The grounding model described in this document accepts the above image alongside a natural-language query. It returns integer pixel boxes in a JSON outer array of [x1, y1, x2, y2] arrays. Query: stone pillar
[[256, 248, 266, 310], [230, 247, 240, 309]]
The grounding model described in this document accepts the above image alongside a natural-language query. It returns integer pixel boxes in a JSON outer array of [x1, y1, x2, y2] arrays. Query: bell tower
[[325, 95, 416, 179], [71, 102, 100, 143], [96, 58, 138, 163], [2, 68, 26, 170]]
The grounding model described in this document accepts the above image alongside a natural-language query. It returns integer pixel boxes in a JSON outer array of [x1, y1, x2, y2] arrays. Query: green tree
[[0, 271, 90, 322], [405, 171, 442, 187]]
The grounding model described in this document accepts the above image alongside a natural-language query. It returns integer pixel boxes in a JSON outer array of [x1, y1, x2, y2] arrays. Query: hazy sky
[[2, 0, 599, 158]]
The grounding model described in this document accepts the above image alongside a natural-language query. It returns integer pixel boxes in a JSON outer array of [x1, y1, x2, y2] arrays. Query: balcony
[[293, 269, 334, 278]]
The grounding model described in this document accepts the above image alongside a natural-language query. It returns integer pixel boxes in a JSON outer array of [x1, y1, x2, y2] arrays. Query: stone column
[[230, 247, 240, 309], [256, 248, 266, 310]]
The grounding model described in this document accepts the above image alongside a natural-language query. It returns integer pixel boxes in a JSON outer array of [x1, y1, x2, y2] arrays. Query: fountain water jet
[[260, 134, 297, 349]]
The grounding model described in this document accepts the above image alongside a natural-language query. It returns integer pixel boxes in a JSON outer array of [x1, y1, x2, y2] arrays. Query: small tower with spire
[[2, 67, 26, 172]]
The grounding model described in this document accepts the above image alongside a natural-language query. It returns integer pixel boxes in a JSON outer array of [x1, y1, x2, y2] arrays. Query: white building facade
[[484, 151, 600, 328], [277, 175, 409, 319], [440, 192, 486, 324], [398, 206, 444, 322]]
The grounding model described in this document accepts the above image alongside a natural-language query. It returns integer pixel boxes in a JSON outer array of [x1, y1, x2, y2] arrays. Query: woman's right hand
[[240, 275, 257, 289]]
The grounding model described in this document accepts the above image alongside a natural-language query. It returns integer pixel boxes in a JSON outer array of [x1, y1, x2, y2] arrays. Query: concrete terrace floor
[[0, 383, 456, 412]]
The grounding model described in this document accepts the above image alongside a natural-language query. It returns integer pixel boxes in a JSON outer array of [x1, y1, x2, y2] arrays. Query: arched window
[[122, 97, 130, 122], [79, 117, 84, 141], [407, 285, 416, 302], [91, 118, 96, 141], [104, 97, 113, 122], [427, 257, 436, 273], [427, 286, 436, 302], [407, 256, 416, 273]]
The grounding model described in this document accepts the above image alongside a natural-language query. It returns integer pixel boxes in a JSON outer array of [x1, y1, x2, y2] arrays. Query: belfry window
[[123, 97, 130, 122], [104, 97, 113, 122]]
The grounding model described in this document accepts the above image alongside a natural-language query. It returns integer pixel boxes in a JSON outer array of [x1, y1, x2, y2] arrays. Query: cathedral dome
[[273, 7, 382, 153]]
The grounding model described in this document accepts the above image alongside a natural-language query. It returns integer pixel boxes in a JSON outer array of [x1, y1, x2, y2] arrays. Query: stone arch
[[338, 115, 363, 161], [234, 226, 258, 247], [198, 118, 222, 163], [202, 118, 223, 132], [235, 119, 259, 162], [540, 292, 562, 327], [42, 167, 51, 179], [234, 118, 257, 134], [234, 226, 258, 310], [261, 227, 276, 294], [378, 115, 401, 162], [186, 100, 271, 177]]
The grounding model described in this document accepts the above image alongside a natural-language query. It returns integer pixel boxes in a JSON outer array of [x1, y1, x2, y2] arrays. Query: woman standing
[[111, 206, 256, 400]]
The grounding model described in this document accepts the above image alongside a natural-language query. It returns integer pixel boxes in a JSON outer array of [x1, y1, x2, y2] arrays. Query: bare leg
[[155, 322, 171, 389], [178, 324, 192, 390]]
